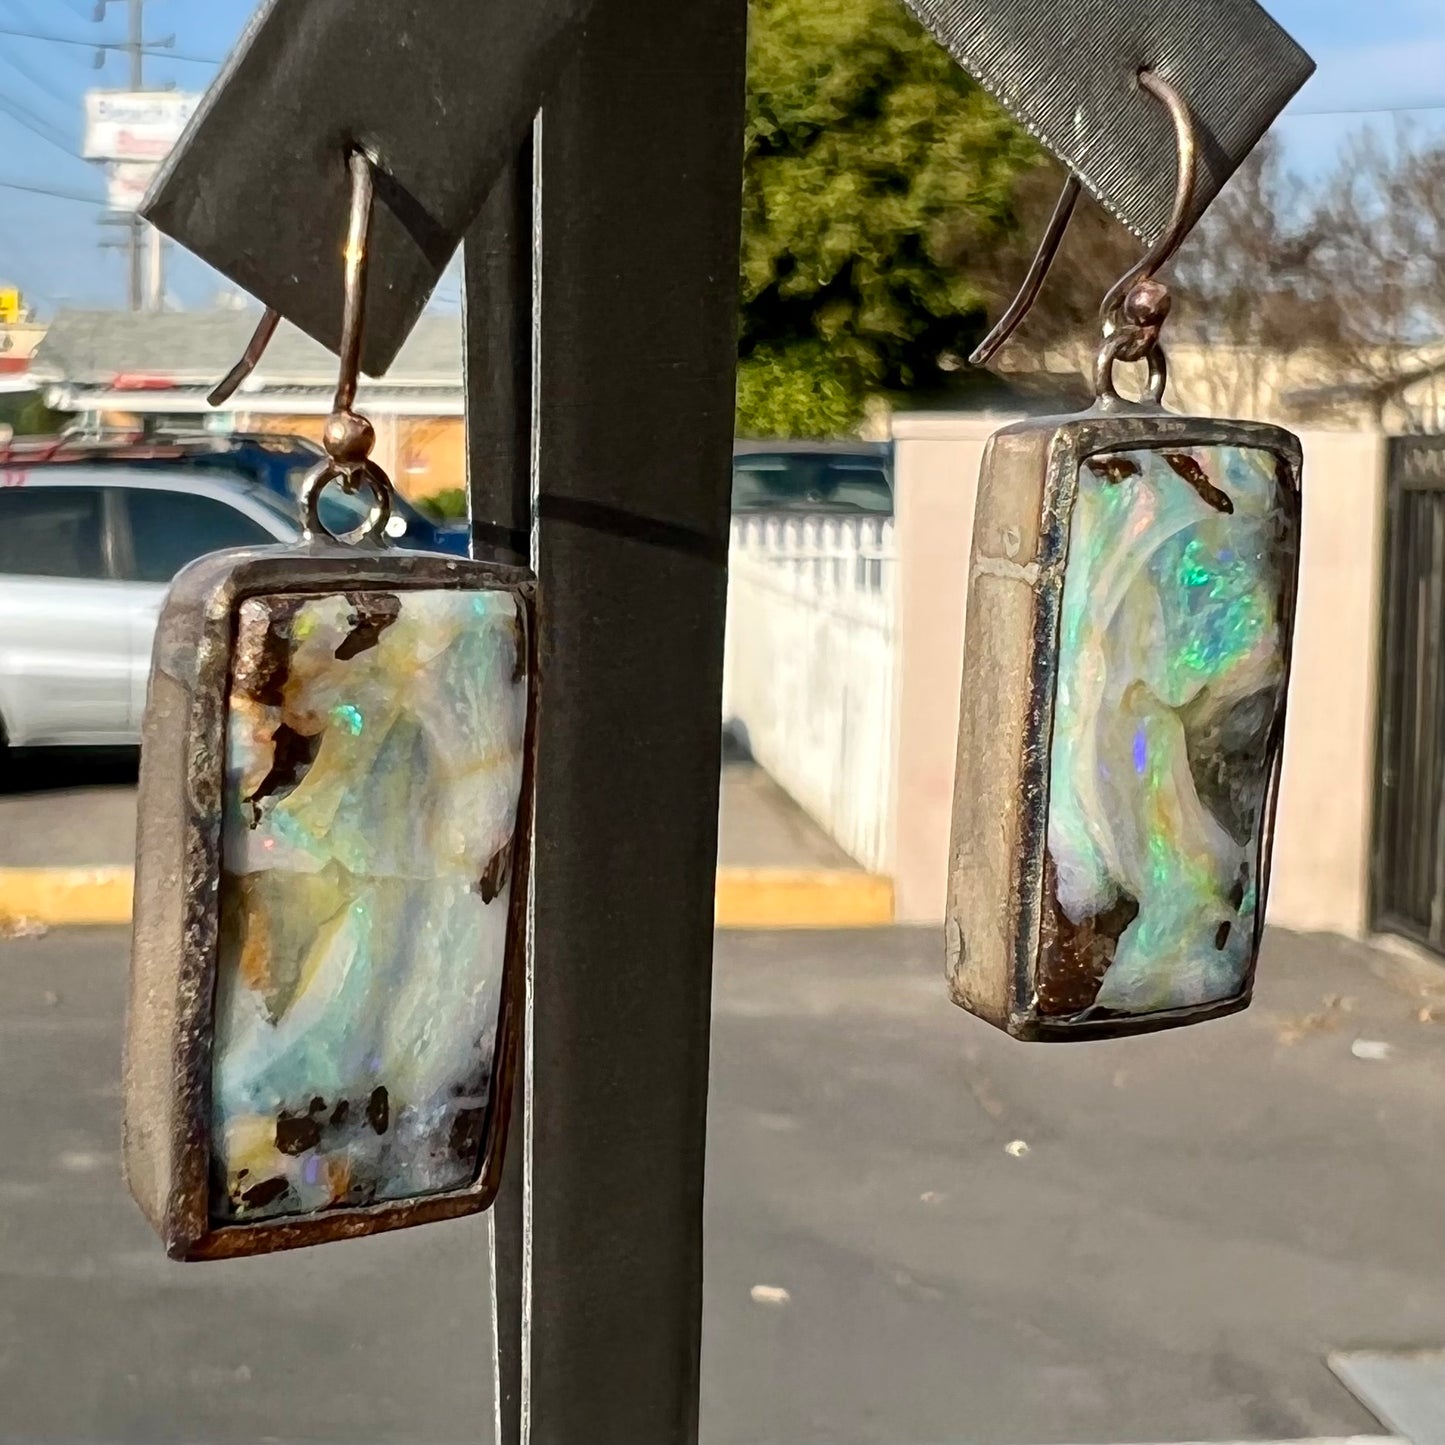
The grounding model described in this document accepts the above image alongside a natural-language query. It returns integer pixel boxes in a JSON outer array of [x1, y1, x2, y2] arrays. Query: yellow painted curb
[[715, 868, 894, 930], [0, 866, 134, 928], [0, 865, 895, 932]]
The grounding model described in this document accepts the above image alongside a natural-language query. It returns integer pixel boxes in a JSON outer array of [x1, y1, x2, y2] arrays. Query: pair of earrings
[[946, 73, 1302, 1040], [123, 71, 1301, 1262]]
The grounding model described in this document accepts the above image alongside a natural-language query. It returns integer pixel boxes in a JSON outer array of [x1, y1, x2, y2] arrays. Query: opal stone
[[1041, 445, 1297, 1017], [211, 587, 527, 1223]]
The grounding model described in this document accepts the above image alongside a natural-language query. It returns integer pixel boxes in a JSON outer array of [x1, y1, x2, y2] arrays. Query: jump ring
[[299, 457, 395, 546], [1094, 334, 1168, 408]]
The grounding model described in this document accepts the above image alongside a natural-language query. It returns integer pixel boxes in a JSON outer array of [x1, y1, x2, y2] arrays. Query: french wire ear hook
[[207, 145, 383, 413], [331, 147, 375, 419], [969, 69, 1200, 368], [1097, 71, 1199, 328], [1092, 72, 1200, 407], [968, 173, 1082, 367], [208, 307, 280, 407], [212, 148, 395, 545], [302, 148, 394, 545]]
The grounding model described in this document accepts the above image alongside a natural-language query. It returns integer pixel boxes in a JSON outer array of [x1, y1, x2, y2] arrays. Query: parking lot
[[0, 919, 1441, 1443]]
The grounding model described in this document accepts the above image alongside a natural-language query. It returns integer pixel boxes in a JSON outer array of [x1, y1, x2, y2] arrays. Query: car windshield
[[8, 461, 305, 539], [118, 467, 303, 538], [732, 453, 892, 514], [240, 483, 307, 532]]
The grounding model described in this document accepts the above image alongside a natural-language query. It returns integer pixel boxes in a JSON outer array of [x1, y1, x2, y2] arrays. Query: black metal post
[[523, 0, 748, 1439], [464, 131, 538, 570], [463, 129, 538, 1445]]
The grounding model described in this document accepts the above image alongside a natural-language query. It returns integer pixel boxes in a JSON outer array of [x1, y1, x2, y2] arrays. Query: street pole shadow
[[0, 747, 140, 797]]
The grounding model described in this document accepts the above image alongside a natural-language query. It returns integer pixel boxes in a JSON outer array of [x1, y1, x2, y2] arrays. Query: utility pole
[[127, 0, 144, 312], [96, 0, 159, 310]]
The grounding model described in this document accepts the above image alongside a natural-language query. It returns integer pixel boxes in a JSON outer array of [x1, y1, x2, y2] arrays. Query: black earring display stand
[[139, 0, 1314, 1436], [141, 0, 1311, 376], [143, 0, 602, 374], [462, 127, 535, 1445]]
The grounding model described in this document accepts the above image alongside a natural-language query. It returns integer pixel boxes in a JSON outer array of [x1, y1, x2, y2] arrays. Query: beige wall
[[393, 417, 466, 498], [1269, 430, 1386, 935], [890, 414, 1001, 922], [241, 412, 466, 501], [889, 413, 1388, 938]]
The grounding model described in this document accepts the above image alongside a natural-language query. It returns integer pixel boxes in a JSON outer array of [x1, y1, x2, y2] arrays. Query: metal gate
[[1372, 435, 1445, 950]]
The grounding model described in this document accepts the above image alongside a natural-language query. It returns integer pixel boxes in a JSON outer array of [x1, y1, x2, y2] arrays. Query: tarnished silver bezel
[[946, 404, 1302, 1041], [124, 544, 537, 1259]]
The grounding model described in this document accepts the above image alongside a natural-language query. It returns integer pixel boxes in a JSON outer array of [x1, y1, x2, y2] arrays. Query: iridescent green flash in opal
[[212, 588, 527, 1223], [1042, 445, 1297, 1017]]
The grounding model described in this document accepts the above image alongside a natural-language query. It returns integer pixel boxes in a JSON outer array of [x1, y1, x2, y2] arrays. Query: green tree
[[0, 391, 65, 436], [738, 0, 1041, 436]]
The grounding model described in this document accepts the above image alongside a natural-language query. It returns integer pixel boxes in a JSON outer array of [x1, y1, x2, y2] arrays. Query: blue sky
[[0, 0, 1442, 315]]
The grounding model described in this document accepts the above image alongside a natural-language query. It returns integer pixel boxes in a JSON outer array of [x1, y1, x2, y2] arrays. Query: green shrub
[[417, 486, 468, 522]]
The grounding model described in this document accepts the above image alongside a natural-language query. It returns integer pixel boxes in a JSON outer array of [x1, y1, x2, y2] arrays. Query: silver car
[[0, 467, 302, 750]]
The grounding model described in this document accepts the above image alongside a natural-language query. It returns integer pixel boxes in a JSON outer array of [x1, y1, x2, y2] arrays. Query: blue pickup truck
[[0, 429, 471, 555]]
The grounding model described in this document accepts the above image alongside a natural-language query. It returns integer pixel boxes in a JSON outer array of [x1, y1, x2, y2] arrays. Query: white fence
[[723, 515, 897, 873]]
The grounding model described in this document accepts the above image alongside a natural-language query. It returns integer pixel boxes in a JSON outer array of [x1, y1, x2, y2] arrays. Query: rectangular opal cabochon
[[1039, 444, 1297, 1019], [212, 587, 527, 1224]]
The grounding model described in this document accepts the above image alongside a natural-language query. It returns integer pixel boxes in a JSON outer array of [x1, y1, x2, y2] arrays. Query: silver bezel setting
[[124, 543, 538, 1259], [947, 406, 1303, 1041]]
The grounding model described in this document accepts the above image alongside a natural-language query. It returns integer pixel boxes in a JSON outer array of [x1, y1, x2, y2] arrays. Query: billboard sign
[[83, 90, 200, 162], [105, 161, 158, 214]]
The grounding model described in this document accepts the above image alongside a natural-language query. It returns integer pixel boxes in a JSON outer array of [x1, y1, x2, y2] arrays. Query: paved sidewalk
[[0, 749, 139, 868], [717, 760, 857, 869], [0, 751, 890, 927]]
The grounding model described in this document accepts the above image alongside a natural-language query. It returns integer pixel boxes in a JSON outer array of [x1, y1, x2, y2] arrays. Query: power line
[[2, 0, 91, 70], [1285, 99, 1445, 118], [2, 0, 68, 31], [0, 177, 103, 205], [0, 82, 72, 144], [0, 37, 77, 107], [0, 24, 219, 64], [0, 89, 79, 159], [141, 49, 219, 66], [1, 0, 88, 67], [129, 49, 218, 66]]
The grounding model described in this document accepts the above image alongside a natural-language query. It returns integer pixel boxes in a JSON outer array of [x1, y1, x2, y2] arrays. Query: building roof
[[31, 308, 463, 390]]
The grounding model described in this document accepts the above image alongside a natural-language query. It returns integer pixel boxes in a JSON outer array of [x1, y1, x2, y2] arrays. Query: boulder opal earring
[[946, 73, 1302, 1040], [124, 150, 536, 1258]]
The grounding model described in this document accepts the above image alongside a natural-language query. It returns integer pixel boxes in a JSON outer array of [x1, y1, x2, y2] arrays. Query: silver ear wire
[[970, 68, 1200, 369], [969, 172, 1081, 366], [210, 148, 397, 545], [208, 306, 281, 407], [208, 146, 383, 410], [1097, 71, 1199, 327]]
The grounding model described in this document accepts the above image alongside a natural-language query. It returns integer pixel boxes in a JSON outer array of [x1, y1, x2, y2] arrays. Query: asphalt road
[[0, 923, 1442, 1444]]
